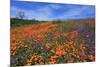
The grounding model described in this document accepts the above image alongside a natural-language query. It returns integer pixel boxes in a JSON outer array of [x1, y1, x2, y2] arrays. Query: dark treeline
[[11, 18, 41, 28], [10, 18, 62, 28], [11, 17, 95, 28]]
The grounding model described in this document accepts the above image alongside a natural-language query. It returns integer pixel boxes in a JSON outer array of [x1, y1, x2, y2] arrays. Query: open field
[[10, 19, 95, 66]]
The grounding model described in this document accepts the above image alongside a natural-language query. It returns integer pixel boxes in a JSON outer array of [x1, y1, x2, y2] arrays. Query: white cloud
[[11, 4, 95, 20], [48, 4, 63, 9], [11, 5, 53, 20], [55, 6, 94, 20]]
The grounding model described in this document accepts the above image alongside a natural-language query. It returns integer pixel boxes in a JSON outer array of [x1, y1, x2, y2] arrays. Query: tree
[[16, 11, 25, 19]]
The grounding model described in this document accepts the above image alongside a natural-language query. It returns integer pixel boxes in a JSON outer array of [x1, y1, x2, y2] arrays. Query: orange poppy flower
[[48, 60, 56, 64], [50, 55, 58, 60], [45, 43, 52, 49], [50, 49, 55, 53]]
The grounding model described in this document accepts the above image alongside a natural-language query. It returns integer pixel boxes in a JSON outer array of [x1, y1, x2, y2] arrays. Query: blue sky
[[11, 1, 95, 21]]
